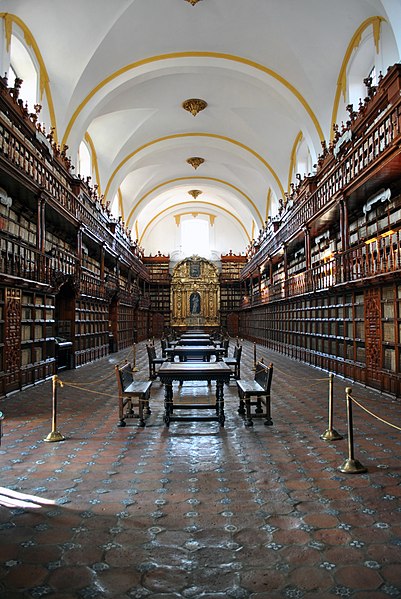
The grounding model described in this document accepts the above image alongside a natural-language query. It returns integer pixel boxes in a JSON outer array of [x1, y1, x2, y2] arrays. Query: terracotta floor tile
[[0, 340, 401, 597]]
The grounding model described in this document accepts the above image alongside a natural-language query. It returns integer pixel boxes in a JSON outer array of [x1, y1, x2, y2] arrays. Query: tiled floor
[[0, 340, 400, 599]]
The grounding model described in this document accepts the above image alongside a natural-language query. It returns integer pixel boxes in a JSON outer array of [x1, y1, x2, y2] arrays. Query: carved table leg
[[164, 381, 173, 426], [244, 396, 253, 427], [216, 380, 225, 426]]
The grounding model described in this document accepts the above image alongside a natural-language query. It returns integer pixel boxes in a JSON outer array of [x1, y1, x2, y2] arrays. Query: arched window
[[181, 217, 210, 258], [78, 141, 92, 180], [296, 137, 313, 179], [8, 34, 38, 111]]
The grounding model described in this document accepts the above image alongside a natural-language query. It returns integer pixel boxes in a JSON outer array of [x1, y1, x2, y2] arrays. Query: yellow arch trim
[[105, 132, 284, 206], [265, 187, 272, 221], [117, 188, 124, 222], [126, 175, 264, 228], [287, 131, 303, 194], [330, 16, 385, 141], [61, 51, 324, 148], [1, 13, 58, 143], [139, 200, 251, 245], [84, 132, 101, 194]]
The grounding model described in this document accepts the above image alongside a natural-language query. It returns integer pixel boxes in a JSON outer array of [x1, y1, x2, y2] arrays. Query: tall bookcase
[[74, 298, 109, 367], [20, 290, 56, 387]]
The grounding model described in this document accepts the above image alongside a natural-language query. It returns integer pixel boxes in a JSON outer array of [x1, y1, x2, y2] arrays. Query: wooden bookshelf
[[74, 298, 109, 367], [20, 290, 56, 387]]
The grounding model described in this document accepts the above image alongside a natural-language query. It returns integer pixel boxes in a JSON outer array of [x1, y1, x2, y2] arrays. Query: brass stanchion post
[[252, 341, 257, 371], [320, 373, 343, 441], [338, 387, 367, 473], [0, 410, 4, 446], [132, 343, 139, 372], [44, 375, 65, 442]]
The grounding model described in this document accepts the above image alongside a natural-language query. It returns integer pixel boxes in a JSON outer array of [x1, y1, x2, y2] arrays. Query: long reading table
[[158, 362, 231, 426]]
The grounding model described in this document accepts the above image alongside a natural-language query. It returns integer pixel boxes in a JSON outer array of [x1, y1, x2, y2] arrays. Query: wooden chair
[[223, 344, 242, 379], [236, 361, 273, 427], [115, 361, 152, 427], [146, 343, 166, 380]]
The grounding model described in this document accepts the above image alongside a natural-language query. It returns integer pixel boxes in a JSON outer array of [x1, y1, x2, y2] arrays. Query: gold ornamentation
[[182, 98, 207, 116], [171, 257, 220, 328], [185, 0, 203, 5], [187, 157, 205, 170], [188, 189, 202, 199]]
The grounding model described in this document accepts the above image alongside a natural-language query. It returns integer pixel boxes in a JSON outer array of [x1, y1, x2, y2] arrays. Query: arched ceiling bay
[[2, 0, 397, 255]]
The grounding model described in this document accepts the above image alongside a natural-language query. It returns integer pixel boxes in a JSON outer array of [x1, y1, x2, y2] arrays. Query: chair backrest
[[146, 344, 156, 360], [115, 362, 133, 393], [255, 361, 273, 393], [161, 338, 167, 356], [233, 345, 242, 361]]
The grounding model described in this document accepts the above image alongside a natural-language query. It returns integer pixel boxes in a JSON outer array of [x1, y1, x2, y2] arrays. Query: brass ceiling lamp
[[182, 98, 207, 117], [187, 157, 205, 170], [185, 0, 203, 5], [188, 189, 202, 199]]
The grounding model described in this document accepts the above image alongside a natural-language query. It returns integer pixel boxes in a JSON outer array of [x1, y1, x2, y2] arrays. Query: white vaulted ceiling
[[2, 0, 400, 256]]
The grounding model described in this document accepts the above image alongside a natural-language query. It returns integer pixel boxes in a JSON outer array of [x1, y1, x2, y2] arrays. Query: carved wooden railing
[[0, 237, 53, 285], [241, 230, 401, 307], [241, 67, 401, 279], [80, 268, 105, 299], [0, 109, 149, 281]]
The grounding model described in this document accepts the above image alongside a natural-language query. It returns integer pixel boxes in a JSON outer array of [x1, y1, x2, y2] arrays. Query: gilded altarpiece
[[171, 257, 220, 328]]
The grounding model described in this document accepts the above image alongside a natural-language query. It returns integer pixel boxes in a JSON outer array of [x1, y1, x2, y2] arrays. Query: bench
[[115, 362, 152, 427], [236, 361, 273, 427]]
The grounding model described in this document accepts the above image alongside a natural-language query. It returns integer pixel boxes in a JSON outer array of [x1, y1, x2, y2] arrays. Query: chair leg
[[138, 399, 146, 427], [244, 397, 253, 427], [238, 396, 245, 415], [118, 397, 126, 427], [264, 396, 273, 426]]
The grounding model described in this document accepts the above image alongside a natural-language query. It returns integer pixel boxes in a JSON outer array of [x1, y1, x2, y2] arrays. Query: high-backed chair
[[146, 343, 166, 380], [115, 361, 152, 427], [221, 337, 230, 357], [223, 344, 242, 379], [236, 361, 273, 427]]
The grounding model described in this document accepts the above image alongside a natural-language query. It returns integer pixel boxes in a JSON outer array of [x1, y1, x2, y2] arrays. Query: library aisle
[[0, 341, 400, 598]]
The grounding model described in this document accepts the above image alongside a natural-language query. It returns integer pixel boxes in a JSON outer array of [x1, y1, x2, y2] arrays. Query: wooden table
[[177, 338, 212, 346], [165, 345, 225, 362], [180, 333, 211, 340], [158, 362, 232, 426]]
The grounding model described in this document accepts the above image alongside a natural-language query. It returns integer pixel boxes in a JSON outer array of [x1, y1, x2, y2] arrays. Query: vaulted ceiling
[[2, 0, 400, 256]]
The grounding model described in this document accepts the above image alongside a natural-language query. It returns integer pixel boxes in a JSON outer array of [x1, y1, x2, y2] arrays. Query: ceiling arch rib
[[104, 132, 284, 210], [62, 53, 324, 162], [139, 200, 251, 249], [130, 182, 254, 245], [125, 176, 263, 230]]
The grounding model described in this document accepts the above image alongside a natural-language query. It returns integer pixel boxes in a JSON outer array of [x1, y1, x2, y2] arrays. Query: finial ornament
[[187, 157, 205, 170], [188, 189, 202, 199], [182, 98, 207, 116]]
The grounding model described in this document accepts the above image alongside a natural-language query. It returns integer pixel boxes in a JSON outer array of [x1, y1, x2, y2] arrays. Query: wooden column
[[282, 244, 288, 298], [339, 198, 349, 252], [36, 194, 46, 253], [100, 245, 105, 287], [304, 226, 311, 270]]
